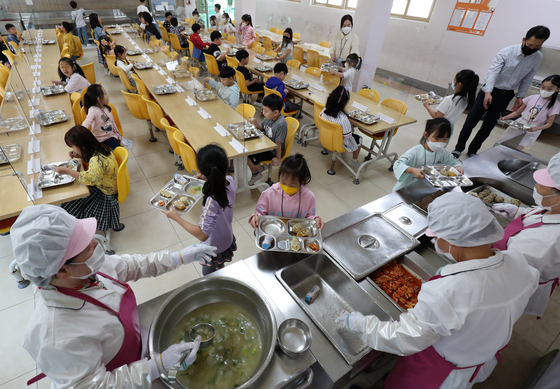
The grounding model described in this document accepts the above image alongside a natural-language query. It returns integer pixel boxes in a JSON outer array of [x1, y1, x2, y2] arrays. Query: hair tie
[[338, 86, 349, 103]]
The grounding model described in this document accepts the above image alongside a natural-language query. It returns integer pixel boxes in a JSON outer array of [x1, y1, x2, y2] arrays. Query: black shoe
[[451, 150, 460, 158], [113, 223, 125, 232]]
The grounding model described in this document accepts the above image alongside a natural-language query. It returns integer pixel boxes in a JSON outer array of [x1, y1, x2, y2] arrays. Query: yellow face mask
[[280, 183, 300, 196]]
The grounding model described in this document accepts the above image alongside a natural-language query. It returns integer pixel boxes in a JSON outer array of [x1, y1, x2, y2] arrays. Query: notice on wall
[[447, 0, 498, 36]]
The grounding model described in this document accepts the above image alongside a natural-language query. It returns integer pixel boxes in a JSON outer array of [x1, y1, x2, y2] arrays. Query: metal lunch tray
[[42, 40, 56, 45], [467, 184, 529, 222], [382, 202, 428, 238], [227, 122, 262, 141], [133, 62, 153, 70], [507, 162, 546, 189], [320, 63, 339, 72], [194, 89, 218, 101], [0, 143, 21, 164], [256, 54, 275, 61], [127, 50, 144, 56], [153, 84, 176, 95], [40, 85, 66, 96], [414, 93, 443, 105], [420, 165, 473, 188], [147, 175, 204, 215], [0, 117, 29, 133], [497, 119, 531, 131], [348, 110, 380, 125], [143, 48, 154, 54], [171, 69, 191, 79], [232, 44, 246, 49], [285, 80, 309, 90], [110, 31, 122, 35], [323, 213, 419, 280], [276, 253, 393, 365], [256, 216, 323, 254], [227, 49, 238, 56], [125, 29, 137, 34], [37, 160, 79, 189], [36, 110, 70, 126], [254, 64, 273, 72]]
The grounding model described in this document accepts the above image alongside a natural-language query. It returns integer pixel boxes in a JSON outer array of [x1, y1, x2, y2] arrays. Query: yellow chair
[[286, 59, 300, 69], [263, 36, 273, 51], [142, 95, 167, 131], [319, 41, 331, 48], [259, 117, 299, 185], [254, 46, 265, 54], [161, 45, 170, 55], [108, 102, 124, 137], [121, 90, 157, 142], [208, 29, 215, 34], [264, 86, 299, 117], [8, 41, 18, 53], [307, 49, 320, 68], [0, 62, 10, 72], [293, 46, 305, 65], [236, 70, 262, 103], [186, 18, 195, 25], [226, 56, 239, 68], [169, 33, 187, 55], [189, 67, 200, 78], [227, 35, 236, 44], [265, 50, 277, 58], [317, 113, 348, 176], [255, 33, 260, 43], [293, 33, 300, 40], [116, 67, 137, 92], [3, 50, 15, 65], [0, 68, 9, 88], [358, 88, 381, 103], [299, 100, 325, 147], [160, 118, 185, 170], [168, 51, 178, 60], [105, 54, 119, 77], [318, 54, 330, 68], [251, 41, 261, 50], [160, 26, 170, 43], [73, 36, 84, 60], [277, 29, 285, 35], [132, 74, 153, 101], [157, 20, 164, 27], [236, 103, 256, 119], [203, 53, 221, 77], [323, 73, 340, 86], [304, 67, 321, 78], [81, 62, 96, 84], [173, 131, 199, 175], [269, 27, 277, 33], [71, 92, 83, 125]]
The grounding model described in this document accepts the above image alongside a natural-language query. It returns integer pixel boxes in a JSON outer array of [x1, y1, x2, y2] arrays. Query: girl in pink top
[[249, 153, 324, 229], [82, 84, 122, 149], [237, 14, 257, 48]]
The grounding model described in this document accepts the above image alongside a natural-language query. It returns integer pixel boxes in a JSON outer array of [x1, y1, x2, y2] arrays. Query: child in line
[[192, 9, 205, 29], [209, 16, 217, 29], [249, 153, 325, 229], [60, 21, 80, 61], [70, 1, 88, 46], [501, 74, 560, 150], [163, 144, 235, 275], [52, 58, 90, 94], [204, 66, 239, 109], [205, 31, 230, 69], [114, 45, 136, 88], [221, 13, 236, 35], [55, 125, 122, 233], [169, 18, 187, 47], [214, 3, 223, 29], [190, 23, 210, 61], [424, 69, 479, 142], [141, 12, 161, 41], [328, 53, 361, 91], [5, 24, 19, 52], [236, 49, 264, 106], [274, 28, 294, 64], [237, 14, 257, 48], [320, 86, 362, 167], [393, 117, 464, 192], [266, 62, 302, 115], [247, 94, 288, 185], [90, 13, 109, 72], [163, 11, 173, 32], [82, 84, 122, 149]]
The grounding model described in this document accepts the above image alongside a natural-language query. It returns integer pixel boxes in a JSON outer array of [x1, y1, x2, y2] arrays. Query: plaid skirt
[[97, 48, 107, 65], [61, 186, 120, 231]]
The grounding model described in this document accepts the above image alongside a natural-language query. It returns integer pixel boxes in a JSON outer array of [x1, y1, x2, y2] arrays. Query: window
[[391, 0, 436, 22], [313, 0, 357, 9]]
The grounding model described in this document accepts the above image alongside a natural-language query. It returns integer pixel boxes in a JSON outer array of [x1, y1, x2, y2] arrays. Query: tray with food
[[0, 117, 29, 133], [36, 110, 70, 126], [420, 165, 473, 188], [0, 143, 21, 164], [227, 122, 262, 141], [466, 185, 527, 219], [42, 40, 56, 45], [348, 110, 380, 125], [254, 64, 274, 72], [255, 54, 275, 61], [414, 92, 443, 105], [255, 216, 323, 254], [171, 68, 191, 78], [497, 119, 531, 131], [194, 89, 218, 101], [109, 30, 122, 35], [127, 49, 143, 56], [143, 48, 154, 54], [320, 63, 339, 73], [147, 174, 204, 215], [285, 80, 310, 90], [125, 29, 137, 34], [133, 62, 153, 70], [37, 159, 79, 189], [153, 84, 176, 95], [40, 85, 66, 96], [106, 24, 118, 28], [232, 44, 246, 49]]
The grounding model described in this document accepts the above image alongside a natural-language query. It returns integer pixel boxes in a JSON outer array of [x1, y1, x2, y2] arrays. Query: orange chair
[[264, 86, 298, 117]]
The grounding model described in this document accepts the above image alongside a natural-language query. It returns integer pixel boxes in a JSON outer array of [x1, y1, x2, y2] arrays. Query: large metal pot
[[148, 276, 277, 389]]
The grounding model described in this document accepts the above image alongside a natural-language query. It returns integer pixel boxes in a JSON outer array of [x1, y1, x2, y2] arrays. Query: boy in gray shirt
[[70, 1, 88, 46]]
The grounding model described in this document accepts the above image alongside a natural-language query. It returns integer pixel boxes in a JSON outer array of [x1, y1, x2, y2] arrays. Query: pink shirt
[[519, 94, 560, 126], [249, 183, 316, 225], [237, 24, 256, 48], [82, 105, 122, 143]]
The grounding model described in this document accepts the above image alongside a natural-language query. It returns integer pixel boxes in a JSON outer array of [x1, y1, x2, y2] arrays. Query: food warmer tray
[[147, 175, 204, 215], [284, 80, 309, 90], [0, 117, 29, 133], [348, 110, 380, 125], [323, 213, 419, 280], [37, 160, 79, 189], [507, 162, 546, 189], [0, 143, 21, 165], [153, 84, 176, 95], [36, 110, 70, 126], [227, 122, 262, 141], [40, 85, 66, 96], [194, 89, 218, 101], [255, 216, 322, 254], [276, 253, 393, 365], [382, 202, 428, 238], [420, 165, 473, 188], [467, 184, 529, 222]]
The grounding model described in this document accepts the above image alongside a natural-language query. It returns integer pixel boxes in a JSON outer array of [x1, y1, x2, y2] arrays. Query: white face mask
[[68, 244, 105, 279], [540, 89, 556, 98], [344, 62, 350, 69], [451, 81, 456, 91], [241, 22, 246, 27], [533, 187, 558, 211], [341, 26, 352, 35], [427, 140, 447, 151], [433, 238, 455, 261]]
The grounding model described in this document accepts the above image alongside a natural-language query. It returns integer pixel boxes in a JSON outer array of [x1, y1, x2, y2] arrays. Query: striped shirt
[[320, 109, 353, 137]]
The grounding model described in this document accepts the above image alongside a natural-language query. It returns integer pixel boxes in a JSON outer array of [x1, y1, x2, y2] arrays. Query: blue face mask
[[451, 81, 456, 91]]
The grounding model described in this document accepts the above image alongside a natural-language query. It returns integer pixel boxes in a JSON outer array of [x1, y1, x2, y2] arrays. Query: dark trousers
[[247, 81, 265, 98], [285, 100, 302, 113], [454, 88, 515, 154], [103, 136, 121, 150]]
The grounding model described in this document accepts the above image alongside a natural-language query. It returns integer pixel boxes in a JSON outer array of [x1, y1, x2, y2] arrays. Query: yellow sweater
[[79, 153, 118, 195], [63, 32, 80, 56]]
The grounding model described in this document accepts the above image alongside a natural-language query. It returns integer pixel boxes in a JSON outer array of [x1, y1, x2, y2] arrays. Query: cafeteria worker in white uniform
[[330, 14, 360, 66], [493, 151, 560, 317], [336, 192, 538, 389], [11, 204, 217, 388]]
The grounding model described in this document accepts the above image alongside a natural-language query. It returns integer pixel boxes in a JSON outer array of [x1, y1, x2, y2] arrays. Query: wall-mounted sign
[[447, 0, 498, 36]]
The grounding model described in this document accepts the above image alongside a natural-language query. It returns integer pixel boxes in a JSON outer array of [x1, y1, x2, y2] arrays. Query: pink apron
[[385, 275, 508, 389], [27, 272, 142, 386]]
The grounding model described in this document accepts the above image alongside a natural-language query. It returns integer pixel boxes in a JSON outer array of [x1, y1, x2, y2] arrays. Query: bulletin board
[[447, 0, 499, 36]]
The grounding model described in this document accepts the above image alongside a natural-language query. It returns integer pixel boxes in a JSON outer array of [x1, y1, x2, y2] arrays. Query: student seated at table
[[5, 23, 19, 52], [82, 84, 123, 149], [205, 31, 230, 70], [246, 94, 288, 185], [169, 17, 188, 47], [163, 11, 173, 32], [236, 49, 264, 106], [191, 23, 210, 61], [209, 15, 217, 29], [274, 28, 294, 64], [192, 9, 205, 29], [114, 45, 136, 88], [54, 125, 123, 233], [141, 11, 161, 41], [220, 13, 236, 35], [60, 21, 81, 61], [52, 57, 90, 94], [204, 66, 239, 109], [265, 62, 302, 116]]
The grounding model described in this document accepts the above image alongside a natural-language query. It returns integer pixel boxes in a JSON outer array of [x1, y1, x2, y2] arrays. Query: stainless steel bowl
[[189, 323, 216, 349], [277, 319, 312, 358], [148, 276, 277, 389]]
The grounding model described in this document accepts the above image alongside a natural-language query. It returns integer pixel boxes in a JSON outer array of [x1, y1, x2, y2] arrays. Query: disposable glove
[[492, 203, 526, 218], [148, 337, 201, 380], [335, 310, 365, 335], [170, 244, 217, 267]]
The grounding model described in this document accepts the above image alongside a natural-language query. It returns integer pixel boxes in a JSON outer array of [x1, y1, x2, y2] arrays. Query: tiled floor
[[2, 46, 560, 389]]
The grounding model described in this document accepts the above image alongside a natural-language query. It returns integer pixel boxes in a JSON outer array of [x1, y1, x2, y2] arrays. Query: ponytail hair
[[113, 44, 126, 67], [454, 69, 479, 109], [241, 14, 253, 27], [57, 57, 85, 82], [278, 153, 311, 186], [197, 144, 230, 209], [346, 53, 362, 70], [542, 74, 560, 109], [83, 83, 110, 114]]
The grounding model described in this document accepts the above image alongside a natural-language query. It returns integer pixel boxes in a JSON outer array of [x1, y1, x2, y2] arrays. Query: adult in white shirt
[[330, 14, 360, 66], [13, 205, 217, 388], [493, 151, 560, 317], [137, 0, 151, 28], [452, 25, 550, 158], [337, 192, 539, 389], [214, 3, 223, 31]]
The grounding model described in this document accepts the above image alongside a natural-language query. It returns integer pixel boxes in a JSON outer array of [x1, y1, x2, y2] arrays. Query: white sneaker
[[248, 169, 263, 186], [254, 101, 263, 108], [349, 159, 360, 168]]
